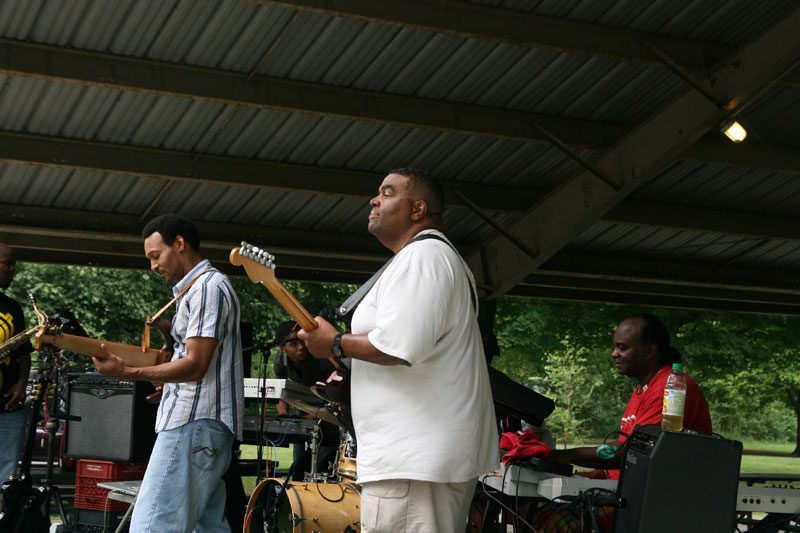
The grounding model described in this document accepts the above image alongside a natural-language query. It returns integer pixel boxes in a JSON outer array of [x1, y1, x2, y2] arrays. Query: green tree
[[492, 298, 636, 442]]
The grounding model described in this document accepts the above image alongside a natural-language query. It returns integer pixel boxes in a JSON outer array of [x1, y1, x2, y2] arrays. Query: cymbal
[[284, 397, 343, 428]]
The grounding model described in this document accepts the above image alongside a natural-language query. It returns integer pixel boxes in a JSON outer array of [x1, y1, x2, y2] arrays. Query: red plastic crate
[[77, 460, 146, 481], [75, 483, 128, 511], [75, 460, 146, 511]]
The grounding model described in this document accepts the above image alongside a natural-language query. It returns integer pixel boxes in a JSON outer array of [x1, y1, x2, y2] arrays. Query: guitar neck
[[36, 330, 162, 367], [229, 243, 342, 371], [263, 278, 317, 331], [261, 278, 341, 370]]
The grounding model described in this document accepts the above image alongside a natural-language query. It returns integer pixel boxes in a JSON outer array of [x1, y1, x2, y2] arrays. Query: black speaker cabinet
[[65, 373, 158, 462], [612, 426, 742, 533]]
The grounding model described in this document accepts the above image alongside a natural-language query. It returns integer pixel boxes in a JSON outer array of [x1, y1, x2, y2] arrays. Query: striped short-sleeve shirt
[[155, 259, 244, 440]]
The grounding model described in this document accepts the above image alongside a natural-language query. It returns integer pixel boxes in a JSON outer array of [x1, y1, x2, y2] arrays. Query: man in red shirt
[[550, 313, 712, 479], [532, 314, 712, 532]]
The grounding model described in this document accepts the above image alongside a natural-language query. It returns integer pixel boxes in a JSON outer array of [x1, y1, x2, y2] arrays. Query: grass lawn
[[240, 444, 293, 495], [739, 439, 800, 475]]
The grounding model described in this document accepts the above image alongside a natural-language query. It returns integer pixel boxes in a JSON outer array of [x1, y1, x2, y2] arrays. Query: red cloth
[[606, 365, 712, 480], [499, 430, 552, 464]]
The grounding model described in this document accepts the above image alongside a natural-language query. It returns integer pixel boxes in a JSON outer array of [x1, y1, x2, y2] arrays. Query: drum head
[[245, 480, 293, 533]]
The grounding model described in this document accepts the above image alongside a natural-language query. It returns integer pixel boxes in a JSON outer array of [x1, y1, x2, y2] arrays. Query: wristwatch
[[331, 332, 345, 357]]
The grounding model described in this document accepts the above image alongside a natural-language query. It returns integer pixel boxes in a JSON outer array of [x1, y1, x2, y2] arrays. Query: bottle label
[[662, 389, 686, 416]]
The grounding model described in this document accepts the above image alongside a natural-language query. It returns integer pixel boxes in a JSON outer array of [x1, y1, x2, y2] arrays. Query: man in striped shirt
[[93, 214, 244, 533]]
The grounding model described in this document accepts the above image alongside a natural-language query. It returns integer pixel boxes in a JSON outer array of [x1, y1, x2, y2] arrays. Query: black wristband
[[331, 332, 345, 357]]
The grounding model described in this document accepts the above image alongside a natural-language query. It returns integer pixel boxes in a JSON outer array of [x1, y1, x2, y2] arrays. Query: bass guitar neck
[[35, 327, 165, 367]]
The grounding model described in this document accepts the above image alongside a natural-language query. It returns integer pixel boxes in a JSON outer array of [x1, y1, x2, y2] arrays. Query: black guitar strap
[[337, 232, 476, 319]]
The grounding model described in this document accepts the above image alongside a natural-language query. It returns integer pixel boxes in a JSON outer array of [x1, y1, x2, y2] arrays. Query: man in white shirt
[[93, 214, 243, 533], [300, 168, 498, 533]]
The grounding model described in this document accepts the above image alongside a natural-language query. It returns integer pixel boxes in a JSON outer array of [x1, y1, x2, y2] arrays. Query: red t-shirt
[[606, 365, 712, 480]]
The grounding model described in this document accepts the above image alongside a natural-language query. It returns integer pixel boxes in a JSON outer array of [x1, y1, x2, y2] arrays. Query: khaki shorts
[[360, 477, 478, 533]]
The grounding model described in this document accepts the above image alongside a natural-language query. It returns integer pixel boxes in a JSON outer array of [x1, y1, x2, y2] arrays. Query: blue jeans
[[0, 409, 27, 480], [130, 419, 234, 533]]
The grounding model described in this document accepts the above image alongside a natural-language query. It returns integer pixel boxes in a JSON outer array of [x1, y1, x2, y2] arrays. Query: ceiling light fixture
[[722, 120, 747, 142]]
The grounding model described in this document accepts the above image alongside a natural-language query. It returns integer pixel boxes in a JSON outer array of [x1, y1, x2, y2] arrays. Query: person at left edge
[[92, 214, 244, 533], [0, 243, 33, 481]]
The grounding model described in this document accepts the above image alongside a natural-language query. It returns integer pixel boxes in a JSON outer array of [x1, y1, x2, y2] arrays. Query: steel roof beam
[[540, 253, 800, 294], [0, 227, 384, 275], [0, 203, 387, 260], [0, 38, 618, 149], [602, 202, 800, 241], [7, 224, 799, 293], [521, 272, 800, 306], [1, 39, 798, 174], [508, 285, 800, 316], [0, 132, 539, 213], [0, 149, 800, 240], [5, 206, 800, 291], [264, 0, 800, 87], [12, 247, 372, 285], [467, 6, 800, 298], [682, 137, 800, 174], [9, 226, 800, 315]]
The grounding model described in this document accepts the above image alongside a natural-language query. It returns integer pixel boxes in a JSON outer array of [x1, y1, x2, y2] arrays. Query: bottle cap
[[672, 363, 683, 371]]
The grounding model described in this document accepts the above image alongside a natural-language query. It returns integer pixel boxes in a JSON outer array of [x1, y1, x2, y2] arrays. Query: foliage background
[[7, 262, 799, 451], [491, 298, 799, 448]]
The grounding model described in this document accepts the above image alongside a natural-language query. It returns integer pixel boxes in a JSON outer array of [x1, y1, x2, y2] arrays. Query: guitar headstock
[[229, 242, 318, 332], [34, 324, 64, 353], [229, 242, 277, 285]]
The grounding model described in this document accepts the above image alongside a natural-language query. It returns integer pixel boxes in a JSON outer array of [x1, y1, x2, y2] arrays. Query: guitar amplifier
[[612, 426, 742, 533], [65, 373, 158, 462]]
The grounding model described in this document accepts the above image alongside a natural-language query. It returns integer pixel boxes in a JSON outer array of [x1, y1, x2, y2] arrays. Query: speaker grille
[[65, 374, 157, 462]]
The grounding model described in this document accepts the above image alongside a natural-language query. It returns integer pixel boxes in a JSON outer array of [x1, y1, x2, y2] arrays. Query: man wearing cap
[[273, 320, 337, 479]]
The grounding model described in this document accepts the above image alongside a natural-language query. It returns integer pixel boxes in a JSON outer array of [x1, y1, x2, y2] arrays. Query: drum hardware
[[334, 432, 357, 482], [305, 422, 323, 482], [289, 512, 317, 526]]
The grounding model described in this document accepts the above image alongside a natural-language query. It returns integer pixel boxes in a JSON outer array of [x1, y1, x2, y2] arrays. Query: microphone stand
[[42, 354, 80, 523], [253, 342, 276, 483]]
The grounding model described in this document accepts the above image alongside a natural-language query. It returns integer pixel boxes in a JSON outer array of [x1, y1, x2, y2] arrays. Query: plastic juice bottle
[[661, 363, 686, 432]]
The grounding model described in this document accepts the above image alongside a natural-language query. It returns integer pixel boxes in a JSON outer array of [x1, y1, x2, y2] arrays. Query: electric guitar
[[0, 290, 168, 367], [229, 242, 350, 403]]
